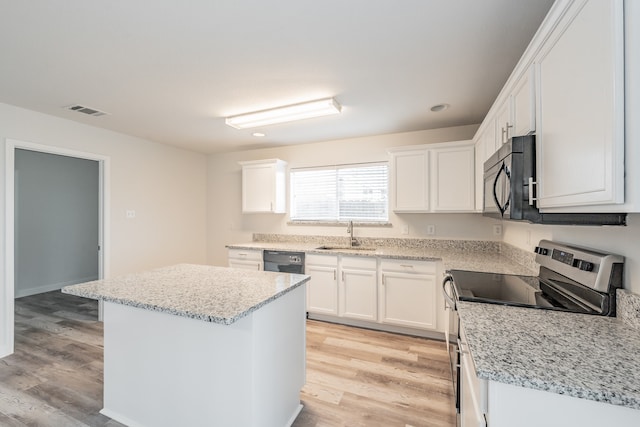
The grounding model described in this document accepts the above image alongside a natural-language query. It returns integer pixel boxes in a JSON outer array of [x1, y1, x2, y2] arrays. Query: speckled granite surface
[[618, 289, 640, 330], [62, 264, 310, 325], [227, 235, 538, 276], [458, 301, 640, 410]]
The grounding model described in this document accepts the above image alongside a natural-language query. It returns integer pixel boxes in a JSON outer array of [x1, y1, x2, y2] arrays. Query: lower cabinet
[[460, 324, 487, 427], [339, 256, 377, 321], [379, 259, 437, 330], [306, 255, 441, 334], [305, 254, 339, 316], [227, 249, 263, 270]]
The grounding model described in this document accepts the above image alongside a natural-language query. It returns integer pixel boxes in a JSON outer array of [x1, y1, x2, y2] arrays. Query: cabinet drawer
[[379, 259, 436, 274], [228, 248, 263, 261], [306, 254, 339, 267], [340, 256, 377, 270]]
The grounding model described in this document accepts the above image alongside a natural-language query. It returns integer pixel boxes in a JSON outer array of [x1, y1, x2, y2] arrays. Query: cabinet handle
[[457, 338, 470, 355], [341, 271, 345, 281], [382, 274, 386, 286], [400, 264, 414, 268], [502, 122, 513, 143], [333, 269, 337, 281]]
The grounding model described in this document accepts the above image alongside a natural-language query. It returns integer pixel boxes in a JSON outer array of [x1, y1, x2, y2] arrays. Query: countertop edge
[[62, 270, 311, 326]]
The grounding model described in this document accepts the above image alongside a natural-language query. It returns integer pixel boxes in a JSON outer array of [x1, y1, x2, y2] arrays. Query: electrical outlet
[[126, 210, 136, 219], [427, 225, 436, 235], [401, 225, 409, 235], [493, 224, 502, 236]]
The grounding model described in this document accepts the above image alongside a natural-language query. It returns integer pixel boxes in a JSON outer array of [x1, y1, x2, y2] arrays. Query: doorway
[[2, 138, 110, 357], [15, 149, 100, 297]]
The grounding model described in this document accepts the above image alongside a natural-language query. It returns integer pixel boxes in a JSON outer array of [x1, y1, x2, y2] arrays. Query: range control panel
[[534, 240, 623, 292]]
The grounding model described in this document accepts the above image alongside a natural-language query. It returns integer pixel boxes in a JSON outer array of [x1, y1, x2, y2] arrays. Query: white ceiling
[[0, 0, 554, 154]]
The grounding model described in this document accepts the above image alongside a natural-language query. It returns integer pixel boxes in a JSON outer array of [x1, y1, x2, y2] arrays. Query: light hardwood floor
[[1, 291, 455, 426]]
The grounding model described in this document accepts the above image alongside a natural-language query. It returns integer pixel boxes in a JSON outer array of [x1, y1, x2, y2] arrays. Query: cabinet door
[[306, 264, 338, 315], [379, 271, 436, 329], [390, 150, 429, 212], [240, 159, 286, 213], [461, 350, 487, 427], [512, 66, 535, 137], [431, 143, 475, 212], [340, 267, 377, 321], [228, 249, 263, 270], [494, 99, 512, 149], [474, 136, 488, 212], [535, 0, 624, 209], [228, 259, 262, 270]]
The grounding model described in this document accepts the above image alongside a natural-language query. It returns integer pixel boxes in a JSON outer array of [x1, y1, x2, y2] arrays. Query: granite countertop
[[62, 264, 310, 325], [227, 241, 537, 276], [458, 301, 640, 410]]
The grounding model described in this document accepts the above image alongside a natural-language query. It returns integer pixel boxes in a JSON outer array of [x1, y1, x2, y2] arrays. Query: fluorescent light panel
[[225, 98, 341, 129]]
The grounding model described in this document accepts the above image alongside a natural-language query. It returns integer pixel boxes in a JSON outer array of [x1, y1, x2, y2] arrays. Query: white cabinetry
[[512, 66, 536, 137], [305, 254, 339, 315], [494, 99, 512, 149], [535, 0, 624, 209], [379, 259, 437, 330], [228, 249, 263, 270], [389, 140, 475, 213], [389, 149, 429, 211], [339, 256, 377, 321], [430, 144, 475, 212], [238, 159, 287, 213], [459, 324, 487, 427]]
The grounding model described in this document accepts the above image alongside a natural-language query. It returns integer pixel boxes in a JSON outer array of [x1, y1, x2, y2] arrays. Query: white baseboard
[[307, 312, 445, 340], [15, 276, 98, 298]]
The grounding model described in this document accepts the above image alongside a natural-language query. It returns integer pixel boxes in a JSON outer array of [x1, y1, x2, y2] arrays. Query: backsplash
[[253, 233, 538, 271], [617, 290, 640, 329]]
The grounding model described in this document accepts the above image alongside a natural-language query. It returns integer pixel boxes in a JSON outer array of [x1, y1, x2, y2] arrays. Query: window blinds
[[290, 163, 388, 222]]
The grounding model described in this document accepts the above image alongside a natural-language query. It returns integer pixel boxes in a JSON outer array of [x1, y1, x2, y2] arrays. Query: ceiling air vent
[[65, 104, 109, 117]]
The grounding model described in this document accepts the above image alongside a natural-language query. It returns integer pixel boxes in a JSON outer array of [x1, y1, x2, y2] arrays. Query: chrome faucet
[[347, 220, 358, 247]]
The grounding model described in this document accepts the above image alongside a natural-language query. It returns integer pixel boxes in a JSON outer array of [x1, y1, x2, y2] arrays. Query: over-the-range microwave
[[482, 135, 626, 226]]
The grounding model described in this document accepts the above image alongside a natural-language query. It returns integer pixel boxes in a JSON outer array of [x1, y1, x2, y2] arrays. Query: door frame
[[1, 138, 110, 358]]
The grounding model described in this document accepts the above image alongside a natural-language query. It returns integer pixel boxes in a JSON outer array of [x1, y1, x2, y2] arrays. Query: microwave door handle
[[493, 163, 506, 216], [528, 177, 537, 206]]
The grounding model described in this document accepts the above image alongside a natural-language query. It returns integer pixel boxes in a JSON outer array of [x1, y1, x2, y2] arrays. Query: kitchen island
[[62, 264, 310, 427]]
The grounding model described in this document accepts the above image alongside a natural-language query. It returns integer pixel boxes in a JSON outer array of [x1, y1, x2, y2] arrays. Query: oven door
[[442, 275, 460, 415]]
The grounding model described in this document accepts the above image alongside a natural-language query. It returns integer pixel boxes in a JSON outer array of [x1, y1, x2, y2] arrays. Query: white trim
[[1, 138, 110, 358]]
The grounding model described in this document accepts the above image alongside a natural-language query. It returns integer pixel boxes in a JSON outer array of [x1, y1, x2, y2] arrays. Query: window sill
[[287, 220, 392, 228]]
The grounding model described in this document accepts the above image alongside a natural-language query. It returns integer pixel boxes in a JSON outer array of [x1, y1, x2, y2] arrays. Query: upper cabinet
[[474, 0, 637, 213], [238, 159, 287, 213], [389, 149, 430, 212], [389, 140, 475, 213], [512, 66, 536, 138], [535, 0, 624, 209]]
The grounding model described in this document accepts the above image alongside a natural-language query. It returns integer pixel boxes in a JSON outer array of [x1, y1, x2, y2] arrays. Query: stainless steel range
[[441, 240, 625, 422]]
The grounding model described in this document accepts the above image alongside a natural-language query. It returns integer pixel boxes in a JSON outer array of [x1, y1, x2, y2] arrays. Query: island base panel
[[101, 285, 306, 427]]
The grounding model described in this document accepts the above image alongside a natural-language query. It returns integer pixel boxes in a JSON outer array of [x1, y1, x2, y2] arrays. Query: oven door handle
[[442, 275, 456, 310]]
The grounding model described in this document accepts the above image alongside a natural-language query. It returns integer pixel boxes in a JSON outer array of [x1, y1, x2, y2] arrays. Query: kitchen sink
[[315, 245, 377, 251]]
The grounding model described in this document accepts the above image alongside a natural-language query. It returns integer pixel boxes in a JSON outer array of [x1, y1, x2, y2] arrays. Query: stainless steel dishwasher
[[263, 250, 305, 274]]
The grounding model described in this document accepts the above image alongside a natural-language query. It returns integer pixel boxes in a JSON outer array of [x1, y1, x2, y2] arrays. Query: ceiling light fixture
[[225, 98, 341, 129], [252, 132, 266, 137], [430, 103, 450, 112]]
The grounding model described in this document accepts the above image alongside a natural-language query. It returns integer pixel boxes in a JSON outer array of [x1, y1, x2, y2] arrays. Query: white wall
[[207, 124, 504, 266], [15, 149, 100, 297], [502, 215, 640, 293], [0, 102, 208, 356]]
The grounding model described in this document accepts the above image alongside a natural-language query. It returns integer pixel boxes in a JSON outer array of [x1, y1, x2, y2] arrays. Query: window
[[290, 162, 388, 222]]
